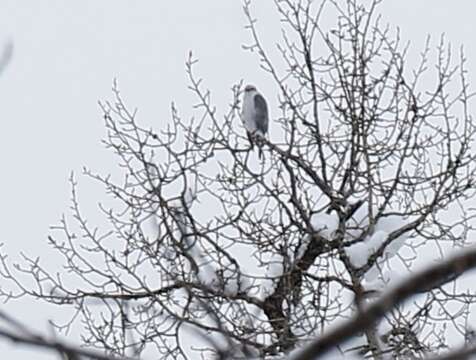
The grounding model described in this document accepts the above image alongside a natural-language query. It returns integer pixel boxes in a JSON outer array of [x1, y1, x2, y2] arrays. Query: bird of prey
[[242, 84, 269, 159]]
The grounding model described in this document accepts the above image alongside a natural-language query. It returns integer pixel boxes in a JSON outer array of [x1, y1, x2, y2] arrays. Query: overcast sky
[[1, 1, 476, 359]]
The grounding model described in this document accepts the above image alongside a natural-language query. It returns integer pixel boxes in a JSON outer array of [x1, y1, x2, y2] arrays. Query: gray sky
[[1, 1, 476, 359]]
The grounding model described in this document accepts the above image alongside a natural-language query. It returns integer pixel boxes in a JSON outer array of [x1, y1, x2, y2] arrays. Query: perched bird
[[242, 84, 269, 159]]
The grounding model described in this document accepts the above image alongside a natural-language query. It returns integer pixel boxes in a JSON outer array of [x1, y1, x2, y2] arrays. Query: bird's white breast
[[242, 90, 258, 133]]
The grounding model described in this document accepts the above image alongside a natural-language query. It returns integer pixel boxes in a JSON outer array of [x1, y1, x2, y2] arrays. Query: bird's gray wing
[[253, 93, 268, 134]]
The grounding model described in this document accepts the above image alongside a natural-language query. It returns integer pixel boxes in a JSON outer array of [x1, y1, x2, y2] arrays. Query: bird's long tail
[[248, 131, 265, 160], [247, 132, 254, 150], [258, 143, 264, 160]]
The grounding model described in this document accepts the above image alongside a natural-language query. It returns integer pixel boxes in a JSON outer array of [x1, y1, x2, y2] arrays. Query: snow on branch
[[292, 246, 476, 360], [424, 343, 476, 360]]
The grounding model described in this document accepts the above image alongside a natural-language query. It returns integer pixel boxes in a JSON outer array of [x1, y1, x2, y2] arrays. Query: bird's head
[[244, 84, 257, 93]]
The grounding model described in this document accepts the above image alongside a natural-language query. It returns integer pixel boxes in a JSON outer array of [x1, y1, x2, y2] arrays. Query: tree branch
[[0, 320, 137, 360], [292, 246, 476, 360]]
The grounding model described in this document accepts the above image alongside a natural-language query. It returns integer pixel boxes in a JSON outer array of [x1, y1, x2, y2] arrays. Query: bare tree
[[2, 0, 476, 359]]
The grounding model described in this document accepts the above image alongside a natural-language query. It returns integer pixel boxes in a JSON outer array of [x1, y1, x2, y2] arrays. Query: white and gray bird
[[242, 84, 269, 159]]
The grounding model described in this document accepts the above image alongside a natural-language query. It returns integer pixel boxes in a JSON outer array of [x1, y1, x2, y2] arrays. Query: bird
[[242, 84, 269, 159]]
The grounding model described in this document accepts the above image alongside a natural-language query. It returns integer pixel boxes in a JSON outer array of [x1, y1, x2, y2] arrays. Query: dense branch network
[[1, 1, 476, 359]]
